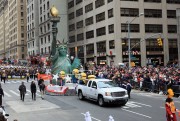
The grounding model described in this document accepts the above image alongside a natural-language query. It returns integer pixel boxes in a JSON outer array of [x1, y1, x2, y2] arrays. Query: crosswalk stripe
[[122, 106, 130, 109], [10, 90, 19, 96], [4, 91, 12, 97], [130, 101, 152, 107], [11, 81, 17, 83], [6, 82, 10, 84], [126, 102, 141, 108]]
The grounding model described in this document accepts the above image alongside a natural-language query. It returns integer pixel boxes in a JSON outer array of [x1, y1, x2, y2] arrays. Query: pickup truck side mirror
[[92, 85, 97, 89]]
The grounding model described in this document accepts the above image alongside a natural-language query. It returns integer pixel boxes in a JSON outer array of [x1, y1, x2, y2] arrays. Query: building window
[[109, 40, 115, 49], [21, 12, 24, 17], [76, 20, 83, 29], [48, 46, 51, 53], [69, 24, 75, 32], [168, 25, 177, 33], [108, 9, 113, 18], [41, 48, 43, 54], [21, 33, 24, 38], [22, 54, 24, 59], [95, 0, 105, 8], [85, 3, 93, 13], [145, 24, 163, 33], [167, 0, 180, 4], [21, 47, 24, 52], [97, 41, 106, 52], [86, 30, 94, 39], [144, 0, 161, 2], [68, 1, 74, 9], [96, 12, 105, 23], [41, 38, 43, 44], [76, 8, 83, 17], [96, 27, 106, 37], [169, 39, 178, 61], [76, 0, 82, 5], [86, 44, 94, 55], [77, 33, 84, 41], [121, 24, 140, 32], [108, 0, 113, 3], [121, 8, 139, 17], [167, 10, 176, 18], [144, 9, 162, 18], [108, 24, 114, 34], [69, 35, 75, 43], [47, 1, 49, 10], [85, 16, 93, 26], [68, 12, 74, 20], [48, 35, 50, 43]]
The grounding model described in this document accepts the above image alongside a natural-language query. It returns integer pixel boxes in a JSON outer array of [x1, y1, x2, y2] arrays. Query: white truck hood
[[100, 87, 126, 92]]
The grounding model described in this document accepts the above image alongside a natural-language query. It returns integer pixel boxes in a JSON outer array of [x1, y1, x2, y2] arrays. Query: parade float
[[39, 6, 81, 96]]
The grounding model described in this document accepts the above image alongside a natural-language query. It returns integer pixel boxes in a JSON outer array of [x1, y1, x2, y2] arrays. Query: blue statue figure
[[51, 40, 81, 74]]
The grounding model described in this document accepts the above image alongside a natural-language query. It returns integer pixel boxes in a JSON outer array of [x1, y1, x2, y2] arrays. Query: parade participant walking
[[126, 81, 132, 99], [0, 84, 4, 106], [30, 81, 36, 100], [40, 81, 45, 99], [26, 72, 30, 82], [165, 88, 179, 121], [38, 77, 44, 90], [19, 82, 26, 101], [1, 71, 6, 84]]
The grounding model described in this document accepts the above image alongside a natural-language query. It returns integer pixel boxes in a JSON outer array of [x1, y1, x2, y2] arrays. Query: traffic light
[[157, 38, 163, 46]]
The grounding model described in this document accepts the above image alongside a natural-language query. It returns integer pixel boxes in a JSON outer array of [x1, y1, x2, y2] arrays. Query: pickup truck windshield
[[97, 81, 118, 88]]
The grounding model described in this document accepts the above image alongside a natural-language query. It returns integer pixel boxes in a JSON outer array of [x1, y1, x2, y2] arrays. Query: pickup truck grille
[[111, 91, 125, 97]]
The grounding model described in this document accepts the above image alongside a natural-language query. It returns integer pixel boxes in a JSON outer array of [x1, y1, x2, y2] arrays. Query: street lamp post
[[127, 13, 144, 68]]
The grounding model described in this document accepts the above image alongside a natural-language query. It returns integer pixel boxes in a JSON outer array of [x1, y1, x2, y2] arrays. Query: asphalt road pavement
[[1, 79, 180, 121]]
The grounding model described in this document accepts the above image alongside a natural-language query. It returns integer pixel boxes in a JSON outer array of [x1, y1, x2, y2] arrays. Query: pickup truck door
[[86, 80, 92, 98], [89, 81, 98, 99]]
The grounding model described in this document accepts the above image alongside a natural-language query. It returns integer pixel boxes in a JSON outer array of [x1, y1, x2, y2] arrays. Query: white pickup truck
[[76, 79, 128, 106]]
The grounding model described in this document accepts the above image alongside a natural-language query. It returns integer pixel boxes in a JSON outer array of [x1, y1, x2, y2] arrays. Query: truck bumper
[[104, 96, 128, 103]]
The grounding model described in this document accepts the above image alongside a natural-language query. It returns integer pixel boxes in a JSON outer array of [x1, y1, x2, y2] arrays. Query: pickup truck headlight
[[105, 92, 111, 96]]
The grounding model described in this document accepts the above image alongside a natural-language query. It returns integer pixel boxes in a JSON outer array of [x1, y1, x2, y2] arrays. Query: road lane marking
[[10, 90, 19, 96], [4, 91, 12, 97], [122, 106, 130, 109], [126, 102, 141, 108], [130, 101, 152, 107], [81, 113, 101, 121], [122, 109, 152, 119], [160, 107, 165, 109]]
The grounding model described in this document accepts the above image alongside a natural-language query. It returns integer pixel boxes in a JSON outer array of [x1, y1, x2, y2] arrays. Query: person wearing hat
[[165, 88, 179, 121]]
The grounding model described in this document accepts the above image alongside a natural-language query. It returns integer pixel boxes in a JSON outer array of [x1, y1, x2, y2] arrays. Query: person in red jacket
[[165, 88, 179, 121]]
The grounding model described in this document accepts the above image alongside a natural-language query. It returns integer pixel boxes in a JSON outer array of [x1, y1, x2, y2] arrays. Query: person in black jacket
[[30, 81, 36, 100], [19, 82, 26, 101], [40, 81, 45, 99], [0, 84, 4, 106]]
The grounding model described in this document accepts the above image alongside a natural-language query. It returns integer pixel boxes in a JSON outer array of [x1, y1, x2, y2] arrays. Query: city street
[[1, 79, 180, 121]]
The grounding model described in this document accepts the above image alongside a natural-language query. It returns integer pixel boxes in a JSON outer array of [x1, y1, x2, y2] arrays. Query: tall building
[[177, 8, 180, 66], [37, 0, 68, 57], [27, 0, 39, 56], [0, 0, 8, 59], [8, 0, 27, 60], [68, 0, 180, 66]]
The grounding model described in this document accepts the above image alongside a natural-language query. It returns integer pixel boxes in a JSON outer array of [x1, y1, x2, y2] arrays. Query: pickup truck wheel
[[78, 91, 84, 100], [98, 96, 105, 106], [121, 100, 128, 106]]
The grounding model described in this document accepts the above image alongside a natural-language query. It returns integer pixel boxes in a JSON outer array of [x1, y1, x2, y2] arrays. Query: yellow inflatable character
[[79, 73, 87, 85], [88, 75, 96, 80], [72, 69, 79, 83], [59, 71, 65, 86], [167, 88, 174, 98]]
